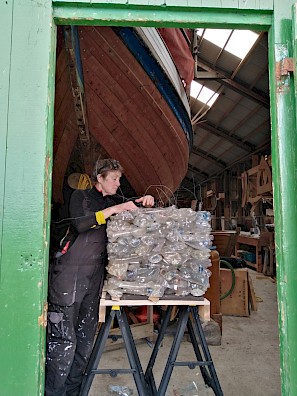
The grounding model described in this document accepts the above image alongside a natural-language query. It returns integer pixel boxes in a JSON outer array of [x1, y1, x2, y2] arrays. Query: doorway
[[50, 17, 277, 396], [46, 5, 295, 396]]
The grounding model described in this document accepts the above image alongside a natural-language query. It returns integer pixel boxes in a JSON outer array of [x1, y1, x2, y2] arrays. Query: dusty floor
[[89, 270, 281, 396]]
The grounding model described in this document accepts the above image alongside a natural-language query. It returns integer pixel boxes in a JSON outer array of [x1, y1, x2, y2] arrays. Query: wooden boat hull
[[53, 26, 191, 203]]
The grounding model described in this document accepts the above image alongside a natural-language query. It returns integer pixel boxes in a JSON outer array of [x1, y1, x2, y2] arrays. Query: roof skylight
[[190, 81, 219, 107], [197, 29, 259, 59]]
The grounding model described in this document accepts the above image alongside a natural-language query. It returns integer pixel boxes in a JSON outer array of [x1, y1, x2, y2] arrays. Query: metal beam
[[195, 59, 270, 108], [198, 139, 271, 184], [198, 121, 255, 152], [191, 146, 226, 168], [196, 71, 222, 79], [188, 164, 208, 179]]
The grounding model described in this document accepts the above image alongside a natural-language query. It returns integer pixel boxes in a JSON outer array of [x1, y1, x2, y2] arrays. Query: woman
[[45, 158, 154, 396]]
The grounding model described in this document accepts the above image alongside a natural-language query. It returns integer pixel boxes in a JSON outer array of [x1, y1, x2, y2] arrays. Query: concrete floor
[[89, 270, 281, 396]]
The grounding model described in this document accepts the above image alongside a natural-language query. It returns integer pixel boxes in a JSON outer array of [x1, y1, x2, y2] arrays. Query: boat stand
[[80, 297, 223, 396]]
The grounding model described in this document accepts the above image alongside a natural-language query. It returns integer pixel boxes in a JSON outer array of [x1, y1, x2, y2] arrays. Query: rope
[[78, 173, 92, 190]]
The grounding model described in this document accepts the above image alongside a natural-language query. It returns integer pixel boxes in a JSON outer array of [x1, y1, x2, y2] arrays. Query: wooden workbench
[[235, 233, 262, 272]]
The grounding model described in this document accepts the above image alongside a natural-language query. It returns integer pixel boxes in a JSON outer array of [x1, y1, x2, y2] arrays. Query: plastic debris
[[108, 385, 134, 396], [105, 206, 213, 299]]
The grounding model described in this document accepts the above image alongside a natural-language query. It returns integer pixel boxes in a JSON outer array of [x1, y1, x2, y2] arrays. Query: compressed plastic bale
[[105, 206, 212, 298]]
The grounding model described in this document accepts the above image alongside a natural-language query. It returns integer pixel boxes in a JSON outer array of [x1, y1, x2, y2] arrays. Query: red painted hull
[[53, 26, 189, 203]]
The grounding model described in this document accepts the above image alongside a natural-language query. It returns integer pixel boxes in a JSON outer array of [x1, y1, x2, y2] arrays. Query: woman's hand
[[102, 196, 154, 221], [135, 195, 154, 207], [115, 201, 138, 213], [102, 201, 138, 220]]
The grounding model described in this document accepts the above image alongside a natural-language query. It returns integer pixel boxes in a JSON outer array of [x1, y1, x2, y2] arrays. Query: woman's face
[[97, 170, 121, 196]]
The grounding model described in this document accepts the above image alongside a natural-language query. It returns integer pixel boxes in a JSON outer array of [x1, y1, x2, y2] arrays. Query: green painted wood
[[128, 0, 151, 4], [293, 6, 297, 96], [2, 0, 297, 394], [269, 1, 297, 394], [54, 0, 274, 8], [53, 4, 272, 28], [0, 0, 55, 394], [0, 0, 13, 272], [187, 0, 203, 5]]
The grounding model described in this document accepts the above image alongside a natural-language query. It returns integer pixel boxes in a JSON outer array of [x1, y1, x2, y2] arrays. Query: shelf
[[244, 260, 257, 270], [235, 234, 261, 272], [234, 257, 257, 270]]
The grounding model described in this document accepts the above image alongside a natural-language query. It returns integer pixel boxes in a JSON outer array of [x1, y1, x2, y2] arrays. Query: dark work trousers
[[45, 235, 106, 396], [45, 298, 98, 396]]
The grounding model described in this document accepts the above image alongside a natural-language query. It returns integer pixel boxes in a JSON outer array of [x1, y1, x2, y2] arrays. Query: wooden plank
[[86, 90, 181, 187], [244, 260, 258, 270], [246, 165, 260, 176], [238, 0, 274, 9], [53, 95, 75, 154], [248, 274, 258, 311], [83, 56, 172, 186], [220, 269, 249, 317], [0, 0, 13, 257], [80, 28, 188, 195], [54, 0, 274, 10], [257, 156, 272, 195], [100, 292, 211, 321], [53, 4, 272, 30], [54, 82, 73, 134], [80, 27, 189, 173], [87, 97, 150, 193], [92, 27, 189, 160], [212, 231, 238, 257], [0, 1, 55, 394], [87, 89, 158, 188], [52, 121, 79, 203], [201, 0, 229, 5], [236, 234, 262, 272], [128, 0, 151, 4], [170, 306, 179, 321], [80, 40, 177, 161], [54, 51, 72, 117], [79, 26, 190, 196]]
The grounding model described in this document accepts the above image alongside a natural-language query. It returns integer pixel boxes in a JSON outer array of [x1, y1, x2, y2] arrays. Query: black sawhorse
[[80, 305, 148, 396], [80, 297, 223, 396], [145, 305, 223, 396]]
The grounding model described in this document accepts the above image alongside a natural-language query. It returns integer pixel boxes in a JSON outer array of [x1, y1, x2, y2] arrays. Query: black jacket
[[48, 187, 121, 306]]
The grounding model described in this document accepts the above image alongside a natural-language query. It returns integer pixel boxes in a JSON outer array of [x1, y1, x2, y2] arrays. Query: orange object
[[135, 306, 160, 323]]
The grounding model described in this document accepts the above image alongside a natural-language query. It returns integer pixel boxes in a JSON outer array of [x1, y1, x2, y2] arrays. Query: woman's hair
[[92, 158, 123, 181]]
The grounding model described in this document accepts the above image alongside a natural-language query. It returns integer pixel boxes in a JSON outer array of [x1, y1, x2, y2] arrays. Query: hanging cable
[[220, 259, 236, 300]]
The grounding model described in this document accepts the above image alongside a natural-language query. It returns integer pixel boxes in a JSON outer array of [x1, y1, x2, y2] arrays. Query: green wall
[[0, 0, 296, 394], [0, 0, 55, 394]]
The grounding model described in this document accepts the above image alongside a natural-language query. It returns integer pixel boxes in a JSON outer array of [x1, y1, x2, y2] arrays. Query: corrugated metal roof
[[181, 29, 270, 197]]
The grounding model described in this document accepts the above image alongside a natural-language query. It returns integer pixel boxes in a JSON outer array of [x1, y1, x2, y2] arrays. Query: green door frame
[[0, 1, 296, 394]]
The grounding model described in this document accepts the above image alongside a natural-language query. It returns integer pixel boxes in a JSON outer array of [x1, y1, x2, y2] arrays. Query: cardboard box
[[220, 268, 249, 317]]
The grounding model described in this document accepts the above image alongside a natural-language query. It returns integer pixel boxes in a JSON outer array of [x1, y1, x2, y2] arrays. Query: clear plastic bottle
[[106, 205, 212, 299], [108, 385, 134, 396]]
